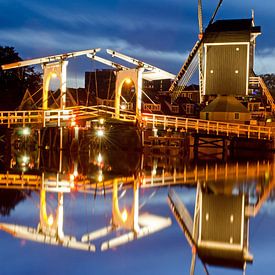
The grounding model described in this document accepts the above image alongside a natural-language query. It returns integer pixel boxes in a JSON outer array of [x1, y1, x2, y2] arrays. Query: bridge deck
[[0, 105, 274, 141]]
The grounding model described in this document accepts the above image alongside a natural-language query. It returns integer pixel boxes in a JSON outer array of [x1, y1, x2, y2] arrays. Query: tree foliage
[[0, 46, 42, 110], [0, 189, 31, 216]]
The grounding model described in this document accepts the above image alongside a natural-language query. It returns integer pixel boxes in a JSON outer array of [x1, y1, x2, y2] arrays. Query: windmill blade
[[198, 0, 203, 34], [169, 0, 224, 102], [207, 0, 224, 28], [198, 0, 204, 103], [169, 39, 202, 94]]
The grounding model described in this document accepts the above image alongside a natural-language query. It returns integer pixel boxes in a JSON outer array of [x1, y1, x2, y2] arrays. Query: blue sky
[[1, 0, 275, 87]]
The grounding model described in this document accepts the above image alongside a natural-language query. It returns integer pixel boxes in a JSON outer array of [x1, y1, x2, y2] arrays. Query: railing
[[43, 109, 74, 127], [141, 113, 274, 140], [0, 104, 274, 141], [249, 76, 275, 112], [0, 110, 43, 127], [0, 173, 71, 192], [76, 105, 137, 122], [0, 161, 273, 193], [0, 173, 41, 189], [142, 161, 273, 188]]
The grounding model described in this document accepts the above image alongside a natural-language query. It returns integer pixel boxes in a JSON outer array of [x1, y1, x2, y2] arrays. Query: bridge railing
[[0, 173, 41, 189], [249, 76, 275, 112], [141, 113, 274, 140], [76, 105, 137, 122], [0, 110, 44, 127], [142, 161, 273, 188], [43, 109, 75, 127]]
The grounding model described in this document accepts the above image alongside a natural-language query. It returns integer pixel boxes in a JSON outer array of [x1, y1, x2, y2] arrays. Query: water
[[0, 128, 274, 275]]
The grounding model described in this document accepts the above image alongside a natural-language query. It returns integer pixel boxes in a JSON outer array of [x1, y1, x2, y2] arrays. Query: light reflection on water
[[0, 130, 274, 275]]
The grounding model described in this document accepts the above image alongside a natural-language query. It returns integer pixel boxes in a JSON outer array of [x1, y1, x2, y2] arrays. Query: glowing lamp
[[97, 153, 103, 163], [120, 104, 126, 110], [51, 72, 57, 78], [99, 118, 104, 125], [70, 174, 75, 182], [97, 129, 104, 137], [98, 171, 103, 182], [125, 78, 132, 84], [122, 209, 128, 223], [22, 127, 31, 136], [48, 214, 54, 227], [71, 119, 76, 127], [22, 155, 29, 164]]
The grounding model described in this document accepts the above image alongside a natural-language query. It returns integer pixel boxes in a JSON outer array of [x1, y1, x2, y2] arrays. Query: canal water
[[0, 127, 274, 275]]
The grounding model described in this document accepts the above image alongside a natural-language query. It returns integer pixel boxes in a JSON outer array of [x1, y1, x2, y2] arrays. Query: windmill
[[169, 0, 224, 103]]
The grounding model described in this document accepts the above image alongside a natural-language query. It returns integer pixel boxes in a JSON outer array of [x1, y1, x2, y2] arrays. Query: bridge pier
[[193, 134, 230, 161], [143, 128, 190, 157]]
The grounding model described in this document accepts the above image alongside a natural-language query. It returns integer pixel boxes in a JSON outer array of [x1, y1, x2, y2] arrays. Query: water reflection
[[0, 127, 274, 274]]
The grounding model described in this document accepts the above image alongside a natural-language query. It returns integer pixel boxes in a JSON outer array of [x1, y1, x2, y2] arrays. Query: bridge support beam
[[115, 68, 144, 119], [193, 134, 230, 161], [42, 61, 68, 110]]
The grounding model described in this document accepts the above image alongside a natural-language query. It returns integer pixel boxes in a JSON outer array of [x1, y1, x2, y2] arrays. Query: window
[[171, 105, 179, 113], [205, 112, 209, 120], [144, 104, 161, 111], [186, 104, 194, 114], [234, 113, 240, 120]]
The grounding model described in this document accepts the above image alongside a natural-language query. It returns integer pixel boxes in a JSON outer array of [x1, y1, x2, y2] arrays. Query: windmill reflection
[[168, 163, 275, 274]]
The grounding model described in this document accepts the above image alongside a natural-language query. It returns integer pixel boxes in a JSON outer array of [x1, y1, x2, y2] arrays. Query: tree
[[0, 46, 42, 110], [0, 189, 31, 216]]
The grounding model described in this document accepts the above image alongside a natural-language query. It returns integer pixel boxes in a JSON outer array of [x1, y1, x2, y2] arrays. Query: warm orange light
[[70, 174, 75, 182], [125, 78, 132, 84], [122, 209, 128, 223], [70, 182, 75, 189], [98, 173, 103, 182], [48, 214, 54, 226], [71, 119, 76, 127], [120, 104, 126, 110], [51, 72, 57, 78], [97, 129, 104, 137]]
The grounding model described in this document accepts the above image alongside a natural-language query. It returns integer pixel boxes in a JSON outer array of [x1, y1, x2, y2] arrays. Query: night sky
[[1, 0, 275, 87]]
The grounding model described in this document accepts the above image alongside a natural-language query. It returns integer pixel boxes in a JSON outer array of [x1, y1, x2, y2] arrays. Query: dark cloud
[[1, 0, 275, 86]]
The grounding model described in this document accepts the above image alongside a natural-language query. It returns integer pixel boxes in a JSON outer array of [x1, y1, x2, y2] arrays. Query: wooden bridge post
[[193, 135, 199, 160], [222, 138, 229, 161], [183, 132, 190, 157]]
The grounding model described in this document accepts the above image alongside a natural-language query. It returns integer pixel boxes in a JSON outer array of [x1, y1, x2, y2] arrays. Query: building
[[200, 95, 251, 123], [203, 18, 261, 96], [85, 69, 116, 101]]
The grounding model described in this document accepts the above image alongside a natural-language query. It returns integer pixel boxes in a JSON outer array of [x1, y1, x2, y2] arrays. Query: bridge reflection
[[0, 141, 274, 274]]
